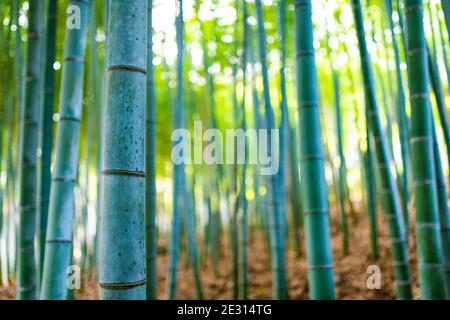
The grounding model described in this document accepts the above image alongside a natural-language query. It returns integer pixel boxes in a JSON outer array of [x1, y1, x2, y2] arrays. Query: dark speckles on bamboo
[[100, 0, 147, 300]]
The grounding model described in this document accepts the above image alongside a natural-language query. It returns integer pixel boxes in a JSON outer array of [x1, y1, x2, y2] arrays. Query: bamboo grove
[[1, 0, 450, 300]]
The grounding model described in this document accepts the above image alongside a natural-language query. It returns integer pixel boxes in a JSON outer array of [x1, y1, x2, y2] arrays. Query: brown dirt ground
[[0, 205, 421, 300]]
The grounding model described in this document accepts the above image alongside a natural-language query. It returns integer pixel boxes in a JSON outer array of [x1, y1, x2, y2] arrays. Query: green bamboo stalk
[[403, 0, 446, 299], [3, 7, 15, 281], [99, 0, 147, 300], [238, 0, 249, 299], [430, 115, 450, 298], [324, 15, 349, 254], [396, 0, 408, 57], [0, 11, 4, 285], [248, 26, 270, 251], [333, 70, 349, 256], [364, 112, 379, 260], [13, 0, 23, 110], [294, 0, 334, 300], [230, 15, 240, 298], [94, 0, 109, 276], [345, 49, 379, 259], [287, 125, 302, 256], [86, 1, 102, 273], [441, 0, 450, 41], [81, 5, 101, 274], [436, 2, 450, 94], [41, 0, 91, 300], [385, 0, 410, 235], [351, 0, 412, 299], [255, 0, 288, 300], [184, 180, 203, 299], [194, 0, 227, 281], [277, 0, 289, 247], [428, 41, 450, 298], [145, 0, 157, 300], [5, 3, 17, 277], [168, 0, 184, 300], [36, 0, 57, 292], [16, 0, 45, 300], [427, 33, 450, 180]]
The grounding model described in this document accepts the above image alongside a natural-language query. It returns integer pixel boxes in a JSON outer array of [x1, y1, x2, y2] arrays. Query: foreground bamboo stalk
[[36, 0, 58, 293], [17, 0, 45, 300], [99, 0, 147, 300], [403, 0, 446, 299], [294, 0, 335, 300], [430, 117, 450, 298], [41, 0, 91, 299]]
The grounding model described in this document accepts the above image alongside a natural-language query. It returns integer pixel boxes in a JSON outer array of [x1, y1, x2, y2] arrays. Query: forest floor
[[0, 205, 421, 300]]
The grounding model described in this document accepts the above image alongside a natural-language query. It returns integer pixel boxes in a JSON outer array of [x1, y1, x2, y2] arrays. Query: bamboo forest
[[2, 0, 450, 302]]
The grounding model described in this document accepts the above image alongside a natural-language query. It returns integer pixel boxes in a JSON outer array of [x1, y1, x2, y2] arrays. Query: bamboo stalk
[[294, 0, 335, 299], [256, 0, 288, 300], [385, 0, 411, 235], [168, 0, 184, 299], [36, 0, 58, 292], [41, 0, 91, 300], [351, 0, 412, 299], [430, 115, 450, 298], [145, 0, 157, 300], [99, 0, 147, 300], [17, 0, 45, 300], [403, 0, 446, 299]]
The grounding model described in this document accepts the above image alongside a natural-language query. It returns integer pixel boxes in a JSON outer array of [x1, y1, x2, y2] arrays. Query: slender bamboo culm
[[41, 0, 92, 299], [294, 0, 335, 300], [351, 0, 412, 299], [17, 0, 45, 300], [403, 0, 446, 299]]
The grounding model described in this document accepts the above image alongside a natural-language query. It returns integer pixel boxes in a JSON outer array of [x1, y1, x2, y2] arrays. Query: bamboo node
[[407, 48, 428, 57], [409, 92, 429, 100], [391, 237, 406, 244], [102, 169, 146, 178], [46, 239, 72, 244], [410, 135, 431, 144], [300, 154, 323, 161], [100, 278, 147, 290], [59, 115, 81, 123], [299, 101, 318, 108], [413, 179, 434, 187], [20, 205, 37, 213], [296, 50, 314, 58], [52, 176, 77, 183], [294, 0, 310, 8], [404, 3, 423, 13], [21, 119, 38, 126], [108, 64, 147, 75], [395, 278, 412, 286], [415, 222, 440, 229], [16, 285, 36, 292], [64, 56, 85, 63], [418, 263, 442, 270], [392, 259, 409, 267]]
